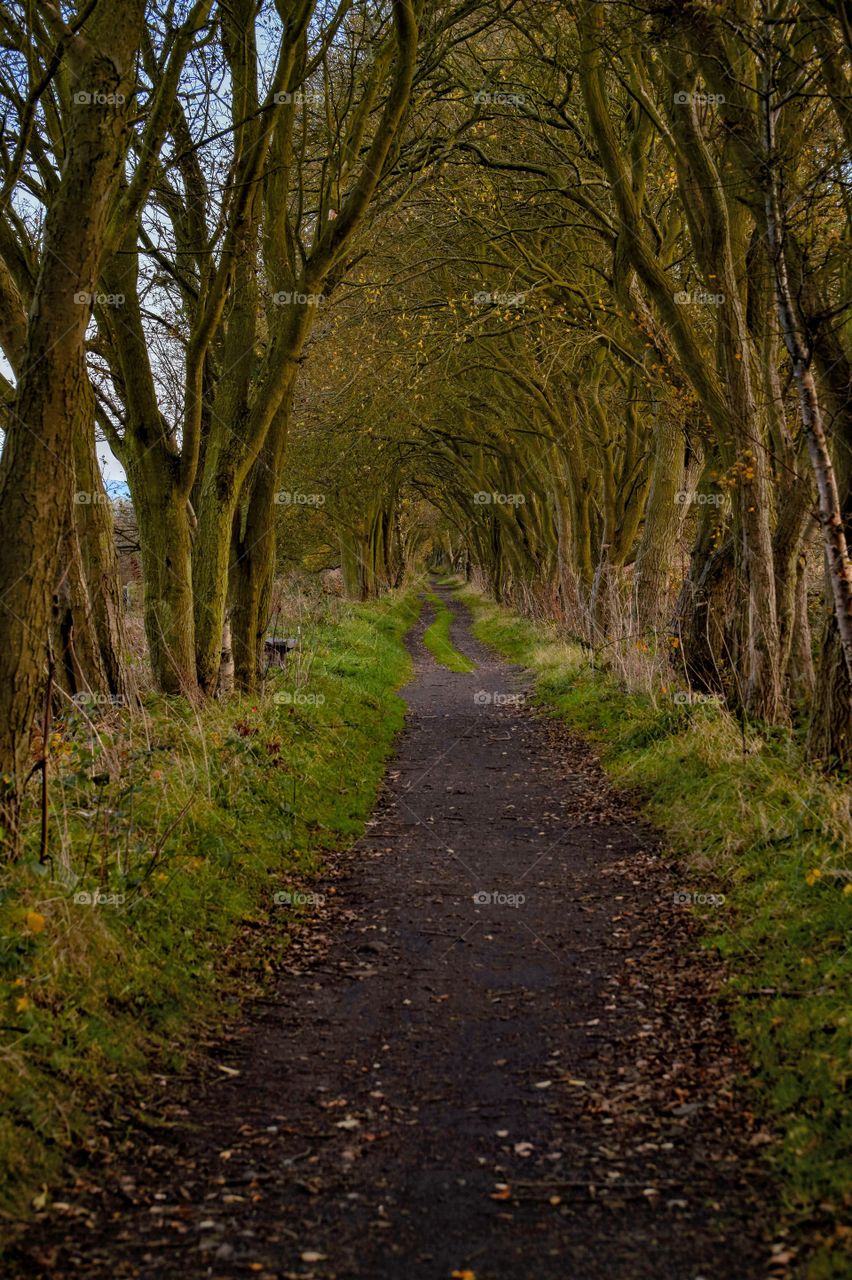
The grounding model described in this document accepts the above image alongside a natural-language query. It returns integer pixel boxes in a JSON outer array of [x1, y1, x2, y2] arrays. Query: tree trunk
[[0, 5, 145, 848], [340, 526, 366, 601], [808, 614, 852, 768], [130, 462, 197, 697], [52, 514, 109, 702], [789, 552, 815, 707], [762, 27, 852, 725], [231, 396, 294, 689], [101, 232, 198, 698], [633, 408, 685, 631], [72, 372, 133, 702], [51, 352, 130, 705], [675, 517, 737, 697]]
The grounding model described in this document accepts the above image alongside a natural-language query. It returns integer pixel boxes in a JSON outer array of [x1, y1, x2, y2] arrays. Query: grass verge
[[422, 589, 476, 672], [0, 590, 419, 1219], [459, 585, 851, 1278]]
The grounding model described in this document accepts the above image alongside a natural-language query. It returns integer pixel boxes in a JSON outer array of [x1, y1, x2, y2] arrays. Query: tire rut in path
[[15, 586, 776, 1279]]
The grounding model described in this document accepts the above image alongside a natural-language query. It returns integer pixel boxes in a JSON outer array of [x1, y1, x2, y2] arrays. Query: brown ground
[[8, 586, 777, 1279]]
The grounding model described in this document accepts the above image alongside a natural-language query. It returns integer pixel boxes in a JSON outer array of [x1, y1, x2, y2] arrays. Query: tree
[[0, 0, 147, 848]]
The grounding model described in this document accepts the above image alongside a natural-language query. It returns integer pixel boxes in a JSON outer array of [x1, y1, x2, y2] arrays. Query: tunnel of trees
[[0, 0, 851, 851]]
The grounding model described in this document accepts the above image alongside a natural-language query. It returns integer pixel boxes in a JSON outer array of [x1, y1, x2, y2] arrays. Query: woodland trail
[[13, 587, 775, 1279]]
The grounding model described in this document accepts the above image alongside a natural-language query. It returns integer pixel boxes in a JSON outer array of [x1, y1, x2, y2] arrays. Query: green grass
[[459, 586, 851, 1278], [422, 589, 476, 672], [0, 590, 420, 1218]]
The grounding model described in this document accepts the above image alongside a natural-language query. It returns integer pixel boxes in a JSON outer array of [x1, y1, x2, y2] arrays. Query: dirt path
[[13, 587, 776, 1279]]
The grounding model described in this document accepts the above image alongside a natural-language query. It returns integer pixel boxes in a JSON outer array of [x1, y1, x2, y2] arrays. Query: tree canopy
[[0, 0, 851, 848]]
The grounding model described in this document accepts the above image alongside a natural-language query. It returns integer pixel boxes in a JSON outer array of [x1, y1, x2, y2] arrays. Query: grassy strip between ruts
[[458, 585, 851, 1279], [422, 588, 476, 672], [0, 590, 420, 1220]]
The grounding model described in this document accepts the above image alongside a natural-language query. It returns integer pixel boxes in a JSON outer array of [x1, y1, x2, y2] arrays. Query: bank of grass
[[459, 586, 851, 1276], [0, 591, 419, 1218], [422, 589, 475, 672]]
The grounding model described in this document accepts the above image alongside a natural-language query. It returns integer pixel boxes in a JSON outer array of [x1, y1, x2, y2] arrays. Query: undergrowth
[[0, 591, 419, 1217]]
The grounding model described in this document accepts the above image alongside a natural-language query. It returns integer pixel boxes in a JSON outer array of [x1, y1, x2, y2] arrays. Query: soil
[[7, 586, 778, 1279]]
